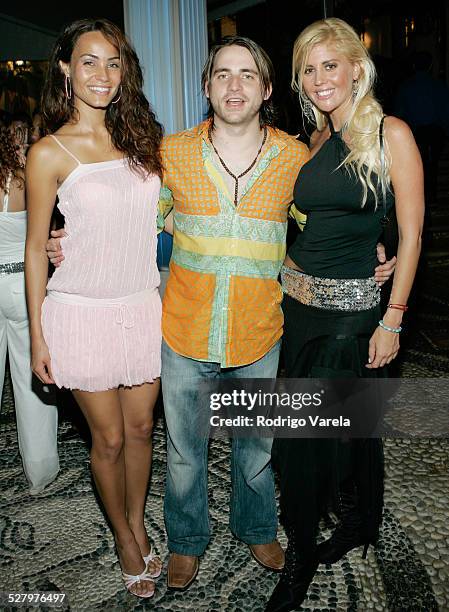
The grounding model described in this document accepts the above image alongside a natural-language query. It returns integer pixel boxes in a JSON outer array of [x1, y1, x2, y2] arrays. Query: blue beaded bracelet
[[378, 319, 402, 334]]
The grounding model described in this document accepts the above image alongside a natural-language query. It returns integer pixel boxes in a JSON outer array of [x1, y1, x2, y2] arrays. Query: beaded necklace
[[208, 126, 267, 206]]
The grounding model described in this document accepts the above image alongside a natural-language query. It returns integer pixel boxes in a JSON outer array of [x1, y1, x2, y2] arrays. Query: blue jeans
[[162, 339, 281, 556]]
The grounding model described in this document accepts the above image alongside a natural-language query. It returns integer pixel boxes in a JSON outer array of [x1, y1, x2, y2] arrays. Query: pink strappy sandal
[[122, 568, 155, 598], [143, 549, 163, 579]]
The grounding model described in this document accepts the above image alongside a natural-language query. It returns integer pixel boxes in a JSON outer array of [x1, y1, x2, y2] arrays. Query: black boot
[[265, 527, 318, 612], [317, 479, 375, 565]]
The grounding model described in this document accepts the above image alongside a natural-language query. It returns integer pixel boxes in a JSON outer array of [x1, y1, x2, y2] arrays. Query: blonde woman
[[268, 18, 424, 611]]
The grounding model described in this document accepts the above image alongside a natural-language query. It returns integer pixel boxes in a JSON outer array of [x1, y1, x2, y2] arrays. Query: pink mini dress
[[42, 136, 162, 391]]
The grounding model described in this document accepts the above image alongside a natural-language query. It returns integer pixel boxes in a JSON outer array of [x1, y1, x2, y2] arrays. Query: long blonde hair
[[292, 18, 390, 206]]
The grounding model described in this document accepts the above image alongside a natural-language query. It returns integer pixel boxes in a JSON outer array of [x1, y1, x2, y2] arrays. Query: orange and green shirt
[[159, 119, 309, 367]]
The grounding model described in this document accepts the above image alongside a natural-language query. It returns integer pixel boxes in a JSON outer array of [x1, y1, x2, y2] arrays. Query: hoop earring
[[111, 85, 122, 104], [352, 79, 359, 99], [64, 75, 72, 100], [300, 93, 315, 123]]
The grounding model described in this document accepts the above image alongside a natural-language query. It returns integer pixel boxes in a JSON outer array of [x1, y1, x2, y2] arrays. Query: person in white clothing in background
[[0, 124, 59, 495]]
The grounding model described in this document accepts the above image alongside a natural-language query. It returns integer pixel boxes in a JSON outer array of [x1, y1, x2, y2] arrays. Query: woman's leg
[[73, 389, 154, 597], [119, 381, 162, 573]]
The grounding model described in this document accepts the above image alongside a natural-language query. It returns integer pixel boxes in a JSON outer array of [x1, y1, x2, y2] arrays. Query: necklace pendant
[[209, 125, 268, 209]]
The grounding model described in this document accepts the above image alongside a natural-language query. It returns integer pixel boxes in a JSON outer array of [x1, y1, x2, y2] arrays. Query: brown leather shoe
[[167, 553, 199, 590], [249, 540, 285, 571]]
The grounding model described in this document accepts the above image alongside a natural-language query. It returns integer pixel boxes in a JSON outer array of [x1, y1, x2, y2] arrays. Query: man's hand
[[374, 243, 396, 286], [46, 229, 66, 267]]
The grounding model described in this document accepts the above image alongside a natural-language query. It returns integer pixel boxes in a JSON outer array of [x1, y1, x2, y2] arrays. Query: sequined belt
[[281, 265, 380, 311], [0, 261, 24, 277]]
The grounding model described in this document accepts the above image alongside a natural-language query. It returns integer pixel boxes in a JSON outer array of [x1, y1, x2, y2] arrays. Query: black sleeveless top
[[288, 119, 394, 279]]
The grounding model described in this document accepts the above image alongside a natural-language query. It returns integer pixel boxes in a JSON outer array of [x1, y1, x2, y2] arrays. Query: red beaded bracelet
[[388, 303, 408, 312]]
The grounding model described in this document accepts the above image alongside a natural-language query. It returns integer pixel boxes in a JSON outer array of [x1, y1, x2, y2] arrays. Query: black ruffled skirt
[[272, 294, 385, 550]]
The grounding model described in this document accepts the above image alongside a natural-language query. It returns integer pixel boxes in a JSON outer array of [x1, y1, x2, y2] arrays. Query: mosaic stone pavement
[[1, 261, 449, 611], [1, 382, 448, 610]]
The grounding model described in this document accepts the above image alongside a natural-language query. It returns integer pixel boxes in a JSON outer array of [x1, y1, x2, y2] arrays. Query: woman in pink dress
[[25, 19, 163, 598]]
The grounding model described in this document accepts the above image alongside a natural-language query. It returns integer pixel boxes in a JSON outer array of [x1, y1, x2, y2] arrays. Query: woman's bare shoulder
[[27, 135, 61, 164], [26, 135, 71, 185], [383, 116, 414, 143]]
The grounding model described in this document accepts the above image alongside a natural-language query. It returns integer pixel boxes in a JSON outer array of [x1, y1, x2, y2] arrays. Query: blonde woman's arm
[[367, 117, 424, 369]]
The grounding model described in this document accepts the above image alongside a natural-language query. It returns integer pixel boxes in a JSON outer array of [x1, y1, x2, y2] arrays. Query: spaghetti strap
[[50, 135, 82, 165], [2, 172, 12, 212]]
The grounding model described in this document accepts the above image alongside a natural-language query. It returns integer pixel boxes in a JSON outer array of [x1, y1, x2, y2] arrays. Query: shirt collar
[[193, 118, 288, 153]]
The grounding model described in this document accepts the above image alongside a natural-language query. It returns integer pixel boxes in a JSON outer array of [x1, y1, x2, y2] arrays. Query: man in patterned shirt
[[157, 37, 310, 590]]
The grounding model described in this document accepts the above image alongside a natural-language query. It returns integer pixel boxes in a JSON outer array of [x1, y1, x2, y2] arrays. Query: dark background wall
[[208, 0, 448, 134]]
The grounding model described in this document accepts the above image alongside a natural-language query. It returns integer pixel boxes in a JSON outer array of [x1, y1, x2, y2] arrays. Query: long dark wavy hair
[[41, 18, 163, 178], [0, 126, 24, 192], [201, 36, 277, 127]]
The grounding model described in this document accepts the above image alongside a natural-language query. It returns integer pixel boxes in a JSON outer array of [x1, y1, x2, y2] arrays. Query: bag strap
[[379, 116, 389, 226]]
